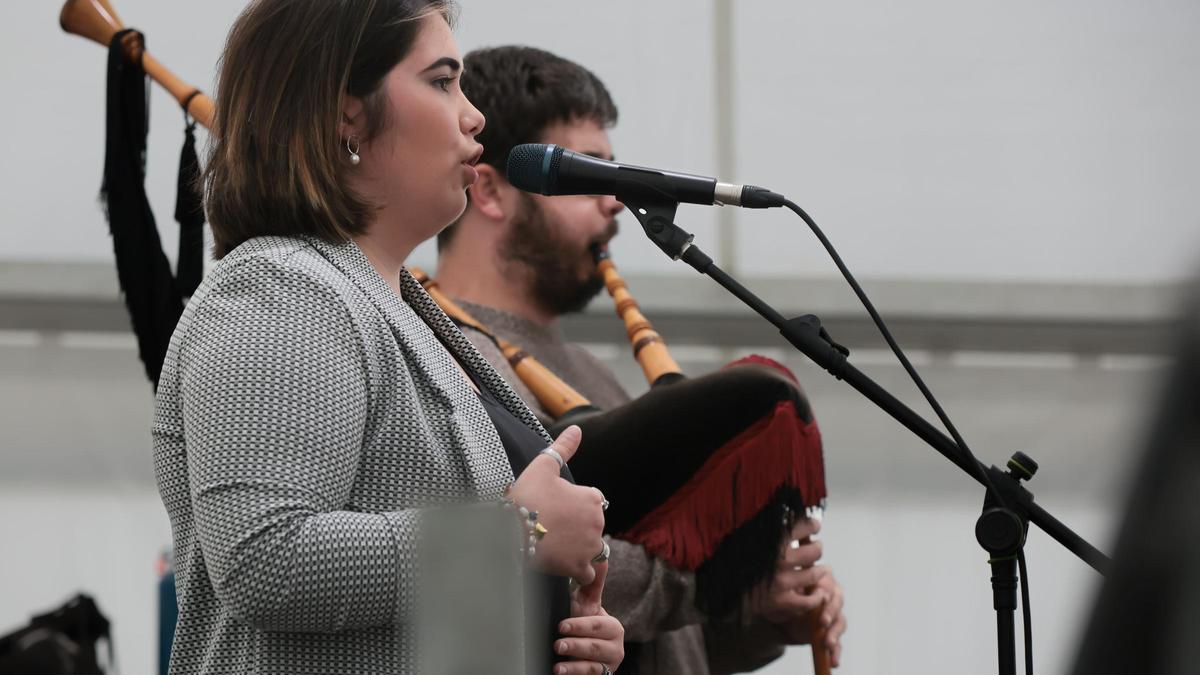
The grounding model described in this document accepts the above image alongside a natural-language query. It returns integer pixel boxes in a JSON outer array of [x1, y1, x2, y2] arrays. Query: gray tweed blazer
[[152, 235, 551, 674]]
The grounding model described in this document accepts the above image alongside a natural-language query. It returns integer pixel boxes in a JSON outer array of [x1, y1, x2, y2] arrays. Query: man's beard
[[500, 194, 616, 317]]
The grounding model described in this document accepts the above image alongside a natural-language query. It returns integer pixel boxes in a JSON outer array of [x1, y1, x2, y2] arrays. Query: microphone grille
[[506, 143, 559, 194]]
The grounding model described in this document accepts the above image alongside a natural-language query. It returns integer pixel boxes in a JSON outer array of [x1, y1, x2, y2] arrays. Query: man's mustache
[[588, 219, 620, 253]]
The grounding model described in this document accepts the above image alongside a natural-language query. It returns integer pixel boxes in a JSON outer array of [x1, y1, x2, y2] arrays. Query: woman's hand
[[553, 560, 623, 674], [554, 608, 625, 675], [508, 425, 607, 584]]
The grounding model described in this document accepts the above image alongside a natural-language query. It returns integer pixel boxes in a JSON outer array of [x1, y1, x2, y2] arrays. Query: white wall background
[[732, 0, 1200, 281], [1, 2, 1196, 674], [2, 1, 1198, 279]]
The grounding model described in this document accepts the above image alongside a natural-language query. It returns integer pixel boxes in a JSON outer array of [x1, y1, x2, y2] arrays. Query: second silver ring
[[591, 539, 610, 563]]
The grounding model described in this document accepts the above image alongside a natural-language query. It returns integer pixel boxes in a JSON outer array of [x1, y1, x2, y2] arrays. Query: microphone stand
[[622, 194, 1110, 675]]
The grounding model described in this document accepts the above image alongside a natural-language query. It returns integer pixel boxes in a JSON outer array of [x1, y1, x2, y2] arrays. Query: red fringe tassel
[[619, 398, 826, 571]]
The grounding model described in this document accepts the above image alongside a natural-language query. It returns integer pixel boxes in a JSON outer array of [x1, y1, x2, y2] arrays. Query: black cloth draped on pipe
[[101, 29, 204, 388], [174, 96, 206, 298]]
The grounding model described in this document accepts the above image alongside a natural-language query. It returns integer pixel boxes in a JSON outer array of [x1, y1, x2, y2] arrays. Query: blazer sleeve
[[177, 254, 419, 633]]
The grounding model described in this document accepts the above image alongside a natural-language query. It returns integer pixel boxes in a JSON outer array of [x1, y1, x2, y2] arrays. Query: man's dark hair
[[437, 46, 618, 249]]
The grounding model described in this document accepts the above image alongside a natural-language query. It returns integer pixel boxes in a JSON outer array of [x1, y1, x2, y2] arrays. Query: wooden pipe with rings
[[60, 0, 214, 129]]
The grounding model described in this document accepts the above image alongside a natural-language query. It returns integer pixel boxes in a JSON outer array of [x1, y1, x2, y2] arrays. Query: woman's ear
[[466, 164, 509, 221], [340, 94, 366, 139]]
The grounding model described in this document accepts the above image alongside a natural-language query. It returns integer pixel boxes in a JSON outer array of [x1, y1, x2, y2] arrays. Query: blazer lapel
[[305, 238, 518, 497], [306, 239, 460, 398]]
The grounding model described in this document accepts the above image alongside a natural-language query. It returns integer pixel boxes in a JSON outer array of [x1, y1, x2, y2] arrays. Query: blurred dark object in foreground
[[0, 594, 112, 675], [1073, 280, 1200, 674]]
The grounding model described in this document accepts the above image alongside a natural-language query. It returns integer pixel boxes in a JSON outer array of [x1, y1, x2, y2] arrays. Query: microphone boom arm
[[621, 195, 1110, 574]]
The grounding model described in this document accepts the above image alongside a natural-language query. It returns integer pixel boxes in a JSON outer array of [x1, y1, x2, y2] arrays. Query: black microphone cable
[[781, 198, 1033, 674]]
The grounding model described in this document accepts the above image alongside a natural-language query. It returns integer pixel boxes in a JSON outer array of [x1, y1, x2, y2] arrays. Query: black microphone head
[[506, 143, 563, 195]]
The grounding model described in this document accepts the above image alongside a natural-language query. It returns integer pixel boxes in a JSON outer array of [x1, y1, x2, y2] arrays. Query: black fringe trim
[[694, 485, 808, 619]]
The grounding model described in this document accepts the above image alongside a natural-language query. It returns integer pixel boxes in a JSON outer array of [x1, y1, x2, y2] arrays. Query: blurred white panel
[[733, 0, 1200, 282]]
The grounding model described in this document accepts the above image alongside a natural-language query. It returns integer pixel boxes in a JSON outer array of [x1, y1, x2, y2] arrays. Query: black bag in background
[[0, 595, 112, 675]]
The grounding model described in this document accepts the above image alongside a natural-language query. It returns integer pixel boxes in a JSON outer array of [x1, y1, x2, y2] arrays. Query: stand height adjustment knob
[[976, 508, 1025, 557], [1006, 451, 1038, 482]]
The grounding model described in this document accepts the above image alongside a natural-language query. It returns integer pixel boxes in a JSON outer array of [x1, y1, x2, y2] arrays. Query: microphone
[[506, 144, 785, 209]]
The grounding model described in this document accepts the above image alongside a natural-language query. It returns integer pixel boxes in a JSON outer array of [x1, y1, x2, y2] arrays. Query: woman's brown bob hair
[[205, 0, 457, 259]]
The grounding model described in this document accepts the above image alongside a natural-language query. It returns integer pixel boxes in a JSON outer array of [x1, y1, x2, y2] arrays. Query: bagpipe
[[414, 249, 832, 672]]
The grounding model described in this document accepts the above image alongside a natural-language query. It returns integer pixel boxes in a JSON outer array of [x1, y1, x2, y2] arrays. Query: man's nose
[[598, 194, 624, 218]]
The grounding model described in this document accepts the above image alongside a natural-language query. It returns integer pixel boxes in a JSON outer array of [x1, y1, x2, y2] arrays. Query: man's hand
[[771, 566, 845, 666], [751, 517, 847, 667]]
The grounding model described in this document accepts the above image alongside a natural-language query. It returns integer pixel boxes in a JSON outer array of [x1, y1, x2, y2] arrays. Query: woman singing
[[152, 1, 623, 673]]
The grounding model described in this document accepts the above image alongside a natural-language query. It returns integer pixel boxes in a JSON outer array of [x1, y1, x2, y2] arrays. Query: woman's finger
[[554, 637, 623, 666], [573, 560, 597, 586], [549, 425, 582, 463], [554, 662, 616, 675], [573, 560, 608, 617], [559, 615, 623, 641]]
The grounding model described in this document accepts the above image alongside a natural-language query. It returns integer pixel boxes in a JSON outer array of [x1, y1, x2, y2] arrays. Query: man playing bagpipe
[[429, 46, 847, 674]]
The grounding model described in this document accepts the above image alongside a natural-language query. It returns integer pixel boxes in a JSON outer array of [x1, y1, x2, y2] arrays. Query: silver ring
[[600, 664, 612, 675], [591, 540, 610, 563], [596, 488, 609, 512], [540, 447, 565, 469]]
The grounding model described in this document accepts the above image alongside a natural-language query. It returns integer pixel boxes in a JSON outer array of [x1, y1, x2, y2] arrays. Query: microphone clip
[[623, 197, 693, 261]]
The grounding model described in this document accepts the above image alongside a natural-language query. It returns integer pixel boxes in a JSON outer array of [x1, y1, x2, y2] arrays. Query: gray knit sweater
[[454, 300, 787, 675]]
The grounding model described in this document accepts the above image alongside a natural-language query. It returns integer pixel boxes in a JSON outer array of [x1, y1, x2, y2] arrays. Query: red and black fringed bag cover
[[566, 356, 826, 617]]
